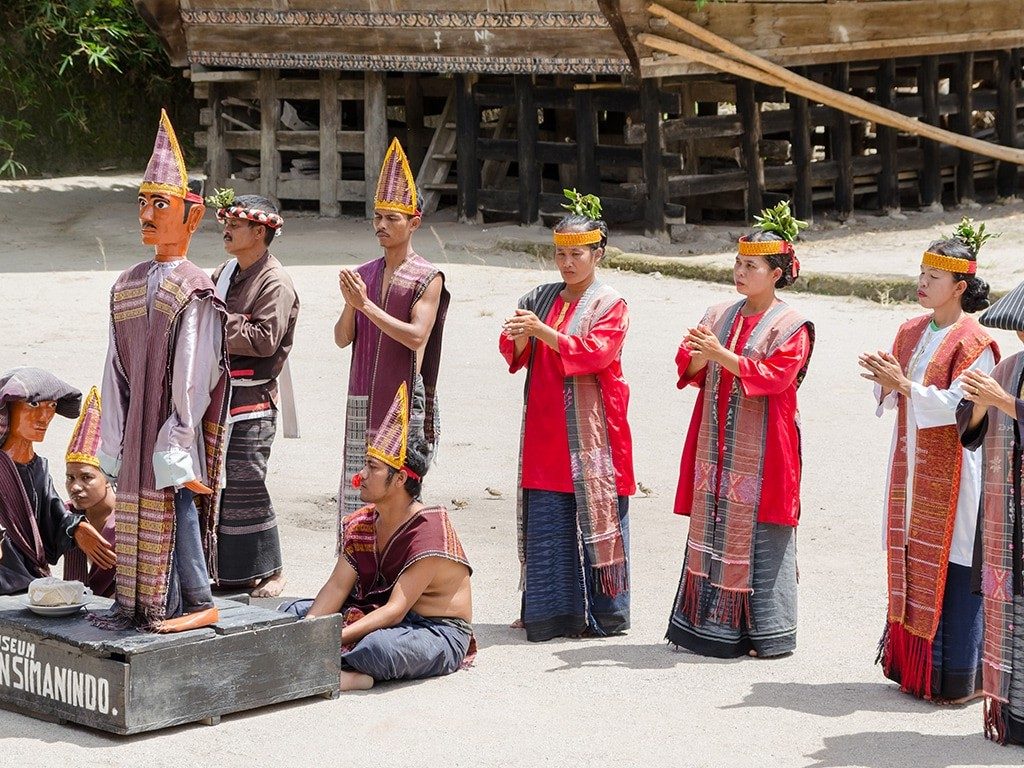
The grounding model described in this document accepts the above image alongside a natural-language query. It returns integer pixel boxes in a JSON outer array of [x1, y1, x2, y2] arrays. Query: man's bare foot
[[748, 649, 758, 657], [154, 607, 220, 633], [935, 691, 984, 706], [340, 671, 374, 691], [510, 618, 524, 629], [251, 571, 287, 598]]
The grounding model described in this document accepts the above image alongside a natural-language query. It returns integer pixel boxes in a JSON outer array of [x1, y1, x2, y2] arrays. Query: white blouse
[[876, 323, 995, 567]]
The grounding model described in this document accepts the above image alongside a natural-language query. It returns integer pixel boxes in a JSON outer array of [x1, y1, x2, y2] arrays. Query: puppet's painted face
[[139, 192, 204, 257], [7, 400, 57, 444], [66, 462, 109, 510]]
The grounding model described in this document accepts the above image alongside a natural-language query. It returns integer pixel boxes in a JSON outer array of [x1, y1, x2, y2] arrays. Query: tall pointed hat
[[65, 386, 102, 468], [141, 109, 202, 203], [374, 138, 419, 216], [366, 382, 421, 479]]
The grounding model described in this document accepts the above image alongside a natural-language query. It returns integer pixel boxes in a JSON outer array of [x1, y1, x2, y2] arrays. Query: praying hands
[[338, 268, 369, 311], [858, 350, 911, 397]]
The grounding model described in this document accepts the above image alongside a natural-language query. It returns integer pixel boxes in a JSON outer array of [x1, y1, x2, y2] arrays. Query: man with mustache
[[210, 192, 299, 598], [96, 110, 230, 633], [333, 138, 449, 544]]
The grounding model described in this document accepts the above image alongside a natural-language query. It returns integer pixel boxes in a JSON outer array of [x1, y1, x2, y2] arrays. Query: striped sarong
[[216, 415, 281, 584], [668, 522, 796, 657]]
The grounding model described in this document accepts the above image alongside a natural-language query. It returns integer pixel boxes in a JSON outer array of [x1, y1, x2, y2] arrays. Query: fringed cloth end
[[985, 697, 1008, 744], [595, 562, 628, 598], [678, 570, 750, 629], [86, 602, 168, 632], [460, 636, 478, 670], [880, 620, 934, 700], [205, 526, 219, 584]]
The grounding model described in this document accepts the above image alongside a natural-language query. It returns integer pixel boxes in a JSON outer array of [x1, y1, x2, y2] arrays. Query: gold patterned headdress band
[[374, 138, 419, 216], [553, 229, 603, 247], [737, 238, 792, 257], [65, 386, 102, 468], [921, 250, 976, 275]]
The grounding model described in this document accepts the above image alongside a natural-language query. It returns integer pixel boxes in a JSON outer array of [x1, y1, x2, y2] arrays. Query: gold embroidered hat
[[66, 386, 101, 468], [374, 138, 420, 216], [366, 382, 421, 480], [140, 109, 202, 203]]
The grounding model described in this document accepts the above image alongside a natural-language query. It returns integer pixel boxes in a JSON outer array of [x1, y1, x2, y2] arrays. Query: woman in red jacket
[[499, 191, 634, 642], [667, 201, 813, 659]]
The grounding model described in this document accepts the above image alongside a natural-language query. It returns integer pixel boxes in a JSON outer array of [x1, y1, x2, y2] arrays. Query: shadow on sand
[[802, 730, 1011, 768], [721, 681, 973, 718]]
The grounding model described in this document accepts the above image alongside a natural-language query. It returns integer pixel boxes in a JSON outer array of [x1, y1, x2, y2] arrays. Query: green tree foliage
[[0, 1, 194, 176]]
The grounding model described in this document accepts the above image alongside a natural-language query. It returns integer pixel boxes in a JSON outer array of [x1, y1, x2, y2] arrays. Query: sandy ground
[[1, 177, 1023, 767]]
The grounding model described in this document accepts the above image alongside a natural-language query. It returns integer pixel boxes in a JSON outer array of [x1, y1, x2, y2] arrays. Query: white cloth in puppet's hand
[[27, 577, 86, 606]]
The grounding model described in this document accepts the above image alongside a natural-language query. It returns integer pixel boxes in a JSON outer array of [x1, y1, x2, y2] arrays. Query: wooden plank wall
[[637, 0, 1024, 76], [623, 51, 1024, 227], [192, 50, 1024, 233], [195, 71, 450, 216], [468, 75, 683, 226]]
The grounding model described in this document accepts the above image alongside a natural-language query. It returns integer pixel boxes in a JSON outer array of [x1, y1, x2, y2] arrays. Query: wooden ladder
[[415, 92, 457, 216], [415, 91, 516, 216]]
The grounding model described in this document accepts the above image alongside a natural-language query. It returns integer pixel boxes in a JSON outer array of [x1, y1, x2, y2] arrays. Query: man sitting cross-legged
[[282, 383, 473, 691]]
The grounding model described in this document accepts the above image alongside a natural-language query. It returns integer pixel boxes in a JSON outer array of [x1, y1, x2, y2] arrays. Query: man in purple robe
[[333, 138, 449, 544]]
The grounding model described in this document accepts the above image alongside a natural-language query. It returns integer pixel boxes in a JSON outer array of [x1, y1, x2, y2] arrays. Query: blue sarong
[[280, 600, 472, 682], [521, 489, 630, 642]]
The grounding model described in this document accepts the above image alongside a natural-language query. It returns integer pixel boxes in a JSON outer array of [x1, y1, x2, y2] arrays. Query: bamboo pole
[[642, 2, 1024, 166]]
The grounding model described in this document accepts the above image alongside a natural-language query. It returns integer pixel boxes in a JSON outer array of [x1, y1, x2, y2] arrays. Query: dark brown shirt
[[212, 252, 300, 414]]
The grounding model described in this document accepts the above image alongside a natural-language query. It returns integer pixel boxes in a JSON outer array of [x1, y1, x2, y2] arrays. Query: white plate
[[20, 597, 89, 617]]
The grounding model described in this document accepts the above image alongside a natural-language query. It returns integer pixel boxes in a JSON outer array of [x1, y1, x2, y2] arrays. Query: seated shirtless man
[[283, 407, 473, 691]]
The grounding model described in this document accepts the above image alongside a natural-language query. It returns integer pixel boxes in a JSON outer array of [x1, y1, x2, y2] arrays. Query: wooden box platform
[[0, 595, 341, 735]]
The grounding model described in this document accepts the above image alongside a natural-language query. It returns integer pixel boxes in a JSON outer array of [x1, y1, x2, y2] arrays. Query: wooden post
[[515, 75, 540, 225], [830, 63, 854, 220], [258, 69, 281, 206], [363, 71, 388, 218], [319, 71, 340, 217], [641, 78, 667, 238], [403, 74, 426, 172], [996, 49, 1019, 199], [574, 89, 600, 195], [876, 60, 900, 212], [207, 83, 230, 190], [790, 69, 812, 222], [955, 52, 976, 203], [455, 73, 479, 223], [917, 56, 941, 207], [736, 78, 764, 221]]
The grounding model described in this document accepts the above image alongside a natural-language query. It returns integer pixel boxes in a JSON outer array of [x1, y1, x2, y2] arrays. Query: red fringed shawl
[[882, 314, 997, 698]]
